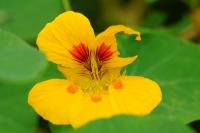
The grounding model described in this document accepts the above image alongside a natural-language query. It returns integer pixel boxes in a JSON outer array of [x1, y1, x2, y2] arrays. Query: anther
[[67, 84, 78, 94], [91, 95, 102, 102], [114, 80, 123, 89]]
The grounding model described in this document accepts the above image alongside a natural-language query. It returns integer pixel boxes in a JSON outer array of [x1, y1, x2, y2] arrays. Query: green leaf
[[0, 29, 47, 83], [0, 82, 37, 133], [0, 0, 71, 40], [117, 30, 200, 123], [51, 116, 194, 133]]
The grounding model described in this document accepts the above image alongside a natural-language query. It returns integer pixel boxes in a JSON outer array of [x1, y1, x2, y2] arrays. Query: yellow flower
[[28, 11, 162, 128]]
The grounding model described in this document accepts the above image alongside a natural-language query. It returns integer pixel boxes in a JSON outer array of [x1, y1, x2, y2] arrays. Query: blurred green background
[[0, 0, 200, 133]]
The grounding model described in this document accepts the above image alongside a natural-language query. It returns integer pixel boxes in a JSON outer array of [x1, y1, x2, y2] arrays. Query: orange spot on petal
[[114, 80, 123, 89], [91, 95, 102, 102], [67, 84, 78, 94]]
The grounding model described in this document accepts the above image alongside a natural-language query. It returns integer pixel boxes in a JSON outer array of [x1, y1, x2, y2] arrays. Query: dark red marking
[[69, 43, 90, 63], [96, 43, 113, 61]]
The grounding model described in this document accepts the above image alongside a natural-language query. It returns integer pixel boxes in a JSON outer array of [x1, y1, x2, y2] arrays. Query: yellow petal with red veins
[[37, 11, 95, 67], [96, 25, 141, 57], [109, 76, 162, 115]]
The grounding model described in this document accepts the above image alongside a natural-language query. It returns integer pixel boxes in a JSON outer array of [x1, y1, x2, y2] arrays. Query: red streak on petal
[[69, 43, 90, 63], [96, 43, 113, 61]]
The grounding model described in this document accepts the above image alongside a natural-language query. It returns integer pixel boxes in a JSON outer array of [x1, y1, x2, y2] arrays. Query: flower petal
[[69, 95, 118, 128], [28, 79, 84, 125], [37, 11, 95, 67], [104, 56, 138, 68], [57, 65, 92, 87], [28, 79, 118, 128], [109, 76, 162, 115], [96, 25, 141, 56]]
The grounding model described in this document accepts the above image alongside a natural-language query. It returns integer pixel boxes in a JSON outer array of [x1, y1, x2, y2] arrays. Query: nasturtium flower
[[28, 11, 162, 128]]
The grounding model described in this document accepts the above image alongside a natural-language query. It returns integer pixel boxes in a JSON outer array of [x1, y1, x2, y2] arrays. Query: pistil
[[90, 56, 100, 80]]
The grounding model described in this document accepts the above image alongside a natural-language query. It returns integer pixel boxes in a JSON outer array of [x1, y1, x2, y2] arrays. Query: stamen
[[91, 95, 102, 102], [114, 80, 123, 89], [67, 84, 78, 94]]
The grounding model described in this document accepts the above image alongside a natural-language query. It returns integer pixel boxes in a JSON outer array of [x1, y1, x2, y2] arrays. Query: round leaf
[[0, 29, 47, 83], [0, 83, 37, 133], [51, 116, 194, 133]]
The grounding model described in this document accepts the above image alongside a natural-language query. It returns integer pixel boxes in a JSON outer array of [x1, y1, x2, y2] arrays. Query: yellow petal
[[104, 55, 138, 68], [28, 79, 84, 125], [69, 95, 118, 128], [57, 65, 92, 87], [109, 76, 162, 115], [57, 65, 79, 79], [28, 79, 117, 128], [37, 11, 95, 67], [96, 25, 141, 56]]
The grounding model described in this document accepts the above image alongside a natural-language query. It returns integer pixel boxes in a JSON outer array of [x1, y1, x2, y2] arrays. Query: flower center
[[69, 43, 114, 80], [68, 43, 120, 101]]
